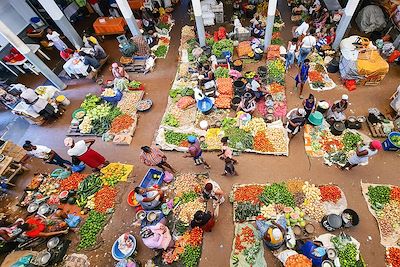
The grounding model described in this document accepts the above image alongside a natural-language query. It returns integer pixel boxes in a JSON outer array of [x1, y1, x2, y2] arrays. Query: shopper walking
[[298, 29, 316, 66], [341, 141, 382, 170], [23, 141, 72, 168], [88, 0, 104, 16], [286, 38, 298, 70], [295, 59, 310, 98], [64, 138, 107, 171], [183, 136, 210, 169], [140, 146, 176, 173]]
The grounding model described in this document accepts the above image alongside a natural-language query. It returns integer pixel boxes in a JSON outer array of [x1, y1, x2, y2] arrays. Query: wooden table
[[0, 156, 25, 187], [93, 17, 127, 36]]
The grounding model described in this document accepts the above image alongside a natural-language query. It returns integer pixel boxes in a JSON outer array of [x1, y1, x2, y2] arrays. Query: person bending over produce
[[190, 210, 215, 232], [183, 136, 211, 169], [134, 186, 163, 210], [140, 222, 173, 250], [21, 215, 68, 239], [140, 146, 176, 173], [64, 138, 107, 171], [23, 140, 72, 169], [341, 140, 382, 170], [202, 180, 225, 209], [112, 62, 130, 80], [285, 108, 306, 138]]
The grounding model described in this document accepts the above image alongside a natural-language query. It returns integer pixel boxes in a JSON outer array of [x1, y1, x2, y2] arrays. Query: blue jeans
[[298, 47, 312, 65], [47, 153, 72, 168], [286, 52, 295, 69]]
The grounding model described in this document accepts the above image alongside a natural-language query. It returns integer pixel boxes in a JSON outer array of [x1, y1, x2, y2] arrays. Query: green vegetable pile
[[259, 183, 295, 207], [206, 38, 215, 47], [87, 104, 122, 135], [221, 117, 237, 130], [163, 114, 180, 127], [235, 202, 260, 221], [212, 39, 234, 58], [267, 60, 285, 84], [154, 45, 168, 58], [175, 220, 189, 236], [128, 80, 141, 89], [78, 211, 106, 250], [214, 67, 229, 78], [157, 22, 171, 30], [244, 240, 261, 265], [181, 191, 198, 203], [165, 130, 194, 146], [271, 38, 284, 46], [81, 94, 101, 111], [181, 245, 202, 267], [342, 132, 362, 152], [224, 128, 253, 151], [77, 174, 103, 207], [390, 134, 400, 147], [169, 87, 194, 101], [367, 185, 391, 208]]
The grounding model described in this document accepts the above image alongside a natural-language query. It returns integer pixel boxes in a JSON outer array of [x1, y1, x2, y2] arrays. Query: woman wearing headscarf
[[64, 138, 107, 171], [190, 210, 215, 232], [140, 223, 173, 250]]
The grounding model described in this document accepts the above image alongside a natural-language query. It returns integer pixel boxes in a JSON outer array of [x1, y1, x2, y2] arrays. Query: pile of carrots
[[269, 83, 285, 94], [186, 227, 203, 246], [237, 41, 252, 58], [254, 131, 275, 152], [234, 185, 264, 203], [386, 247, 400, 267], [215, 95, 232, 109], [319, 185, 342, 203], [94, 186, 118, 213], [308, 70, 324, 82], [390, 186, 400, 202], [216, 78, 233, 96], [60, 173, 87, 191], [110, 114, 134, 134]]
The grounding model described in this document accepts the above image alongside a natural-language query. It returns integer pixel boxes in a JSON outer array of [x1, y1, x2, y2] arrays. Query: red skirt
[[78, 148, 105, 168], [202, 217, 215, 232]]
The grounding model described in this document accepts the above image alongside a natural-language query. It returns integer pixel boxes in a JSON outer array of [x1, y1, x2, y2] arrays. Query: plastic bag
[[65, 213, 81, 228], [163, 171, 174, 183]]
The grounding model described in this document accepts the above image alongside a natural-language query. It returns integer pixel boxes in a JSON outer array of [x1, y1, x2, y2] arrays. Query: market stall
[[67, 79, 147, 145], [155, 26, 290, 156], [306, 53, 336, 91], [339, 36, 390, 85]]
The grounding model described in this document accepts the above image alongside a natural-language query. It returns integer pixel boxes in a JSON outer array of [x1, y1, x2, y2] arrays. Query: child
[[222, 158, 237, 176], [218, 137, 238, 164], [265, 94, 274, 109]]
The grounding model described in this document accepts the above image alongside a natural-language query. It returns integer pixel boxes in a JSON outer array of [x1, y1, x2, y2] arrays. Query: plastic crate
[[139, 168, 164, 188], [235, 29, 251, 42]]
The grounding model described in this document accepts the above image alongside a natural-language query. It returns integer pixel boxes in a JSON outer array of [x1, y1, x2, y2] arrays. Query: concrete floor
[[1, 0, 400, 266]]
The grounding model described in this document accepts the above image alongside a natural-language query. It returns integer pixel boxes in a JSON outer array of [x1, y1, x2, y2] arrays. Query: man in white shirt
[[298, 28, 317, 65], [23, 141, 71, 168]]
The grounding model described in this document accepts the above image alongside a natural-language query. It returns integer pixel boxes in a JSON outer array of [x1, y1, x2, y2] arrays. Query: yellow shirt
[[267, 227, 283, 245]]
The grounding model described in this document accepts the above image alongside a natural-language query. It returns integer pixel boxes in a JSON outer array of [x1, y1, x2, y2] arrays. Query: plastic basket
[[139, 168, 164, 188], [382, 132, 400, 151]]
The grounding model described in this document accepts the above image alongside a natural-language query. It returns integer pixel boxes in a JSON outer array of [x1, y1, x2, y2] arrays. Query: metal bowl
[[357, 116, 366, 123], [37, 203, 50, 215], [37, 251, 51, 265], [135, 210, 146, 221], [327, 248, 337, 260], [47, 237, 60, 249], [27, 202, 39, 213], [147, 211, 157, 222], [322, 260, 335, 267]]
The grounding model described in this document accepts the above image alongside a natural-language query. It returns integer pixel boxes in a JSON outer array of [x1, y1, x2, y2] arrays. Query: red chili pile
[[94, 186, 118, 212], [319, 185, 342, 203], [390, 187, 400, 202], [386, 247, 400, 267], [187, 227, 203, 247], [234, 226, 255, 253], [60, 173, 87, 191], [234, 185, 264, 204]]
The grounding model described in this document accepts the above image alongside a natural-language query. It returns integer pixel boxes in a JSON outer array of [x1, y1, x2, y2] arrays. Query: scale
[[117, 35, 137, 57]]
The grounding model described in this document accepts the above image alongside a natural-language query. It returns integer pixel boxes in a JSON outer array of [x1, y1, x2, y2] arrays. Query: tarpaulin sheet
[[357, 50, 389, 77]]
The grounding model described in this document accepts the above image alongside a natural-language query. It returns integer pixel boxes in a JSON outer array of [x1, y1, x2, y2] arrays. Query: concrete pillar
[[0, 20, 66, 90], [116, 0, 141, 36], [37, 0, 83, 49], [192, 0, 206, 47], [264, 0, 277, 52], [332, 0, 360, 50]]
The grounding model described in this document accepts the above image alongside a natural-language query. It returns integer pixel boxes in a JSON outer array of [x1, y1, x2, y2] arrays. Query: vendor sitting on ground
[[261, 220, 286, 250], [286, 107, 307, 138], [134, 186, 163, 210], [247, 79, 265, 99], [237, 92, 257, 114], [21, 215, 68, 239], [341, 140, 382, 170], [315, 27, 336, 51], [140, 222, 174, 250], [139, 146, 176, 173], [191, 210, 215, 232], [19, 88, 59, 120], [112, 63, 130, 80], [326, 94, 349, 124], [252, 24, 265, 38]]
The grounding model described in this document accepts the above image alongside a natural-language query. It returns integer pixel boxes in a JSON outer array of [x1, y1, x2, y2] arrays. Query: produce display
[[100, 163, 133, 185], [212, 39, 234, 58], [117, 90, 144, 114], [93, 186, 118, 213], [267, 59, 285, 84], [60, 173, 87, 191], [307, 62, 336, 91], [77, 174, 103, 207], [285, 254, 312, 267], [109, 114, 134, 134], [361, 182, 400, 247], [390, 135, 400, 147], [331, 234, 365, 267], [231, 181, 347, 223], [77, 211, 107, 250], [214, 67, 229, 78], [386, 247, 400, 267], [230, 223, 266, 267]]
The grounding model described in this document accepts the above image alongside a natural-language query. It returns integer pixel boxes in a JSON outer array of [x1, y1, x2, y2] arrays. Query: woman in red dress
[[64, 138, 107, 171]]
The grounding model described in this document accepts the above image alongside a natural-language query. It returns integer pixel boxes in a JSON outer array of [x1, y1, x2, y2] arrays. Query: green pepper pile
[[163, 114, 180, 127], [224, 128, 253, 151], [165, 130, 194, 146], [78, 211, 106, 250], [259, 183, 295, 207], [181, 245, 202, 267], [342, 132, 362, 152], [367, 185, 391, 209]]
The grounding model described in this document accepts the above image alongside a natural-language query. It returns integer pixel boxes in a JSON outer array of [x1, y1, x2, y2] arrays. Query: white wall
[[0, 0, 38, 48]]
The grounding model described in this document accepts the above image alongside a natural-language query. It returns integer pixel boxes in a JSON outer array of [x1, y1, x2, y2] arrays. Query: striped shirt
[[140, 147, 165, 166]]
